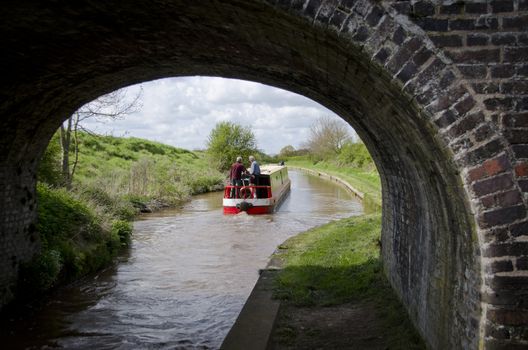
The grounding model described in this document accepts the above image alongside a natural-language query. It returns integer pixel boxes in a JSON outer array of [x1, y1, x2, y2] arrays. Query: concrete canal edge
[[220, 269, 280, 350], [288, 166, 364, 201]]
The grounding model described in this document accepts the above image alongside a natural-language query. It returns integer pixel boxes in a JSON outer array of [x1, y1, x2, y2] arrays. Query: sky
[[81, 76, 356, 155]]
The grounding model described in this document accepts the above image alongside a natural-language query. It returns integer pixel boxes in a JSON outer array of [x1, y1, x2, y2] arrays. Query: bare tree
[[60, 87, 143, 188], [305, 116, 351, 160]]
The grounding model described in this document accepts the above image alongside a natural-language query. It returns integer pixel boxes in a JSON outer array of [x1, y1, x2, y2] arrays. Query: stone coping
[[288, 166, 365, 200], [220, 269, 280, 350]]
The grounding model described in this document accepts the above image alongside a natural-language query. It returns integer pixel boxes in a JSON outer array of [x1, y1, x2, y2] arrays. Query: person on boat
[[248, 155, 260, 185], [229, 156, 247, 198]]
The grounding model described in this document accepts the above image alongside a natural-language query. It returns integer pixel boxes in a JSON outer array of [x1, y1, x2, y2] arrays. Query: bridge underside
[[0, 1, 527, 348]]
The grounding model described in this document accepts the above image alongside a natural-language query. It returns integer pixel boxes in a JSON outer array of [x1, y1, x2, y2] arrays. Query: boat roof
[[260, 165, 287, 175]]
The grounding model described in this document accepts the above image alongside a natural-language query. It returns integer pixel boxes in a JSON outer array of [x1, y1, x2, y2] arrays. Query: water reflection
[[1, 170, 362, 349]]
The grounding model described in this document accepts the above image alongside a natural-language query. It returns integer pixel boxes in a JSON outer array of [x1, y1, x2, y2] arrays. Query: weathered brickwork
[[379, 1, 528, 348], [0, 1, 526, 349], [0, 165, 41, 307]]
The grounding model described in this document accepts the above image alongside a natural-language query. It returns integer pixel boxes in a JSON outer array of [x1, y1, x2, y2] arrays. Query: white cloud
[[81, 77, 356, 154]]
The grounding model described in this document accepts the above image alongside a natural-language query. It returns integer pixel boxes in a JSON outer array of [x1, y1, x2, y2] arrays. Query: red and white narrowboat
[[223, 165, 291, 215]]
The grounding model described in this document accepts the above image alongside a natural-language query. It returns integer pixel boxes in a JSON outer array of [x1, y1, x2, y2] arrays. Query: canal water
[[2, 170, 362, 349]]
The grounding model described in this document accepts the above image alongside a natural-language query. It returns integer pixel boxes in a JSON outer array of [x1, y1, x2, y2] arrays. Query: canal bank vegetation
[[26, 131, 224, 300], [272, 215, 424, 348], [278, 117, 381, 211], [20, 184, 132, 296]]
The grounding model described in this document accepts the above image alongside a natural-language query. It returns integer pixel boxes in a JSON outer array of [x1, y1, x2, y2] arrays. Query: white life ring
[[239, 186, 252, 199]]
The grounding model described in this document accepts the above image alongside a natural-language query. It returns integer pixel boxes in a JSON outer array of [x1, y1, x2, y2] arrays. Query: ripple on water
[[1, 171, 363, 350]]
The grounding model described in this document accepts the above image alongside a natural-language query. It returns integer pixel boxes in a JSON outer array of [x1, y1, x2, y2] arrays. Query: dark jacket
[[229, 162, 246, 181]]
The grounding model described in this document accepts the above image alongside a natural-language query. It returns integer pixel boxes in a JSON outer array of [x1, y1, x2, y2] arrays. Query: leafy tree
[[305, 116, 351, 161], [206, 121, 257, 171]]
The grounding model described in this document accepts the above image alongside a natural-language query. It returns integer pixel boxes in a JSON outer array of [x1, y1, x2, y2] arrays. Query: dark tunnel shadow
[[271, 261, 426, 349]]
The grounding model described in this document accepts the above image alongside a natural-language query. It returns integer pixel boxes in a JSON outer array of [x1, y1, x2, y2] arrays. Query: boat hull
[[223, 180, 290, 215], [223, 205, 273, 215]]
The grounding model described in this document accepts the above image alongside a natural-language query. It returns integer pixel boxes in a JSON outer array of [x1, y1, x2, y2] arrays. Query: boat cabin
[[223, 165, 290, 214]]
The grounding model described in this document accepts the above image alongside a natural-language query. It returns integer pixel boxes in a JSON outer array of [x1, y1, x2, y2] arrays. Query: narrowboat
[[223, 165, 291, 214]]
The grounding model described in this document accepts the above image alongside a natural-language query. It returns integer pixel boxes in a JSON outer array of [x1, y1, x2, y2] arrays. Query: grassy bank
[[19, 184, 133, 298], [285, 157, 382, 212], [23, 133, 225, 301], [272, 215, 424, 348], [72, 133, 224, 205]]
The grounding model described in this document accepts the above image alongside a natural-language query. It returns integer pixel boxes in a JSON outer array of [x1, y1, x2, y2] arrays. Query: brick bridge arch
[[0, 1, 526, 348]]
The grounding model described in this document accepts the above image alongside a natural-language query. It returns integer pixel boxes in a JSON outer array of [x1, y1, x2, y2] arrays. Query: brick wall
[[0, 164, 40, 307], [382, 1, 528, 348]]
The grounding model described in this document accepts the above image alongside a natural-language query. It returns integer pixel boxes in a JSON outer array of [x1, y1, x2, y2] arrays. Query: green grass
[[73, 133, 224, 203], [273, 214, 424, 348], [274, 214, 382, 306], [41, 132, 225, 215], [285, 156, 382, 212], [76, 134, 196, 179]]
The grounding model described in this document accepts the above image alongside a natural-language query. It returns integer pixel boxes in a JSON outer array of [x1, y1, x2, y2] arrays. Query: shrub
[[79, 185, 115, 209], [77, 184, 137, 220], [112, 200, 138, 220], [111, 220, 133, 245], [31, 184, 130, 294], [186, 172, 224, 194], [37, 183, 100, 246], [83, 137, 104, 152], [19, 249, 62, 294], [336, 141, 374, 170]]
